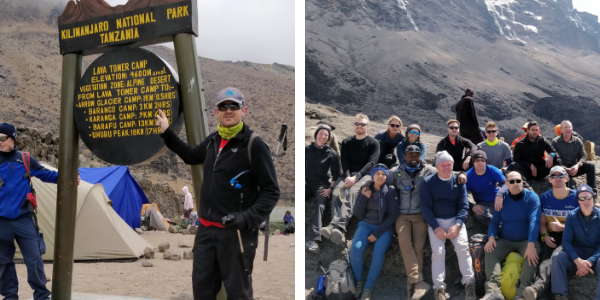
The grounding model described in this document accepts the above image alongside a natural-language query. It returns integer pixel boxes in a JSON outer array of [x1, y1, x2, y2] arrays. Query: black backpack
[[470, 233, 488, 297]]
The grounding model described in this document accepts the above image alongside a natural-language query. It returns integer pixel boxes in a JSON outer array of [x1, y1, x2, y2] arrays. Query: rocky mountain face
[[306, 0, 600, 145], [0, 0, 295, 207]]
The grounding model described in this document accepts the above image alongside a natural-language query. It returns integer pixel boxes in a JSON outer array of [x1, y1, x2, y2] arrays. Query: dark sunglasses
[[0, 136, 9, 142], [550, 174, 566, 179], [217, 103, 242, 111], [354, 122, 367, 127], [486, 130, 497, 133], [508, 179, 522, 184], [389, 124, 400, 128], [578, 196, 594, 202], [448, 126, 459, 130], [409, 130, 420, 136]]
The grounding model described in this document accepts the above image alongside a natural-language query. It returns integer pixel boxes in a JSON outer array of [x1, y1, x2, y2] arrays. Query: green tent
[[268, 206, 295, 233]]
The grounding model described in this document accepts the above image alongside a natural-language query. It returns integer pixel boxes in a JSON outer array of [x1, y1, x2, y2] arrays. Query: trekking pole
[[237, 230, 250, 274], [264, 124, 288, 261]]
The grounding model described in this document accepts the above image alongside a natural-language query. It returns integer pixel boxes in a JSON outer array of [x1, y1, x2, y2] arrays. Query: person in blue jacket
[[551, 184, 600, 300], [397, 124, 427, 165], [351, 164, 399, 300], [465, 150, 507, 226], [0, 122, 79, 300]]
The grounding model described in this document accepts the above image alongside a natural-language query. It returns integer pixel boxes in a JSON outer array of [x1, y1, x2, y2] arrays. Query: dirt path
[[15, 231, 295, 300]]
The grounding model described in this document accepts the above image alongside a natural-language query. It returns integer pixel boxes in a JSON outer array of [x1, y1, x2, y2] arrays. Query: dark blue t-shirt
[[466, 165, 505, 203]]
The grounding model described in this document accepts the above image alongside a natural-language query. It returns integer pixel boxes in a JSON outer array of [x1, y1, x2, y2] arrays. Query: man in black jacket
[[320, 114, 380, 245], [456, 89, 484, 144], [436, 119, 478, 171], [156, 87, 279, 300], [509, 121, 559, 181]]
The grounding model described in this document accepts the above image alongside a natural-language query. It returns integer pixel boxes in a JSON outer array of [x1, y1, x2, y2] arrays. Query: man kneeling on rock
[[481, 170, 542, 300], [550, 184, 600, 300]]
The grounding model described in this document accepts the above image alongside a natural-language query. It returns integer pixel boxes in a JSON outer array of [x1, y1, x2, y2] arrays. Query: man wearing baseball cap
[[0, 122, 79, 300], [522, 166, 578, 299], [390, 146, 467, 299], [465, 150, 507, 226], [157, 87, 279, 299], [550, 184, 600, 300], [420, 151, 476, 300]]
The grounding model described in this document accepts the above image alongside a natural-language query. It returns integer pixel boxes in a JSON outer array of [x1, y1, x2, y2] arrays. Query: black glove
[[221, 212, 247, 229]]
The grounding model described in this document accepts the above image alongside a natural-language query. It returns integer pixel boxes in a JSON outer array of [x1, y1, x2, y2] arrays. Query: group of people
[[305, 90, 599, 300]]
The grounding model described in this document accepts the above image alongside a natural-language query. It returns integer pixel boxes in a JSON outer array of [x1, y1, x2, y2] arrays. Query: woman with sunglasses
[[397, 124, 427, 164], [374, 116, 404, 168], [351, 164, 399, 300]]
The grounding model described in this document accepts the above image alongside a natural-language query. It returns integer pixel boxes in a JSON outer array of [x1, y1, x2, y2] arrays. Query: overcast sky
[[105, 0, 295, 66], [573, 0, 600, 18]]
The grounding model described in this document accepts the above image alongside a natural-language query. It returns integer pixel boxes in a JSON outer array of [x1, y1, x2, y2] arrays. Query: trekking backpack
[[501, 252, 524, 300], [469, 233, 488, 297], [317, 249, 356, 300]]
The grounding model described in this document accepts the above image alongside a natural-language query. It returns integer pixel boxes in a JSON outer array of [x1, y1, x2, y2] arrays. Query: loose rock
[[163, 249, 175, 260], [171, 253, 181, 261], [135, 228, 143, 234], [158, 242, 171, 252], [188, 226, 197, 234], [142, 260, 153, 267], [178, 240, 192, 248], [140, 226, 147, 231], [144, 247, 155, 259], [183, 250, 193, 260], [168, 226, 178, 233]]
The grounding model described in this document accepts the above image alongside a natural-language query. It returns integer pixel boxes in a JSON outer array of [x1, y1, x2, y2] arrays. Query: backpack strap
[[247, 132, 259, 165], [21, 152, 39, 230], [21, 152, 32, 184]]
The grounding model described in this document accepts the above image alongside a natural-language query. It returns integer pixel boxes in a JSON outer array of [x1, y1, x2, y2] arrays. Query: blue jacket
[[489, 189, 541, 243], [397, 138, 427, 164], [0, 149, 58, 219], [353, 183, 399, 238], [562, 207, 600, 264]]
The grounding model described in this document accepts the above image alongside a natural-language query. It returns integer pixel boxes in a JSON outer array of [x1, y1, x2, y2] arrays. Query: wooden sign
[[74, 47, 183, 165], [58, 0, 197, 54]]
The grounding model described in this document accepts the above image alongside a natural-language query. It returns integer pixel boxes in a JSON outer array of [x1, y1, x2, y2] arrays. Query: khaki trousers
[[395, 213, 428, 285]]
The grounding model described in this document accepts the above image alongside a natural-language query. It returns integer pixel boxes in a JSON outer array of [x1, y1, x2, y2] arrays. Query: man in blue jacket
[[465, 150, 507, 226], [0, 122, 61, 300], [551, 184, 600, 300]]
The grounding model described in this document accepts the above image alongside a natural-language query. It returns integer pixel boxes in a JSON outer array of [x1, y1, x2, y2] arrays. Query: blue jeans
[[350, 221, 392, 290], [551, 249, 600, 298], [0, 214, 50, 300]]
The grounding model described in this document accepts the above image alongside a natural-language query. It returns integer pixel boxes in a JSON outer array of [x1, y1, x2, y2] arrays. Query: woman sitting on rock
[[397, 124, 427, 164], [374, 116, 404, 168], [351, 164, 399, 300]]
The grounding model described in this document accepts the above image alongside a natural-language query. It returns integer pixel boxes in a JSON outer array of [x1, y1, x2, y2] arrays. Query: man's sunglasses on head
[[217, 103, 243, 111], [409, 130, 420, 136], [354, 122, 367, 127]]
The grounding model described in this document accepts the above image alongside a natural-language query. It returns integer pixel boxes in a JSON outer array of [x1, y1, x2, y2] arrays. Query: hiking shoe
[[360, 288, 372, 300], [411, 281, 431, 300], [330, 228, 346, 245], [523, 286, 538, 300], [465, 282, 476, 300], [305, 241, 320, 254], [354, 281, 365, 299], [480, 291, 504, 300], [319, 225, 334, 240], [433, 287, 446, 300], [554, 295, 568, 300]]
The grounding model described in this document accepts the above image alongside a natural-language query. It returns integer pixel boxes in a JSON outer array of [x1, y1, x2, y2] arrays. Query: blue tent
[[78, 166, 149, 229]]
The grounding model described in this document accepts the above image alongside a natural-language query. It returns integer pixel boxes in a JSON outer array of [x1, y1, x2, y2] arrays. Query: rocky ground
[[15, 231, 295, 300], [305, 103, 600, 300]]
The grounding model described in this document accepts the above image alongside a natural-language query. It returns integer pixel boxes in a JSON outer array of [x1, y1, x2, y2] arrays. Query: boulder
[[158, 242, 171, 252], [168, 226, 178, 233], [188, 226, 197, 234], [142, 260, 153, 267], [144, 247, 155, 259], [178, 240, 192, 248], [183, 250, 193, 260], [171, 253, 181, 261]]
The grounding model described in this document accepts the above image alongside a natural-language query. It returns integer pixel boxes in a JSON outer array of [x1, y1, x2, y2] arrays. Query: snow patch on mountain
[[397, 0, 419, 32]]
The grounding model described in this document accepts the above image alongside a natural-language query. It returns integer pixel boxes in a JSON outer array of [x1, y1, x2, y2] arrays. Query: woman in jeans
[[351, 164, 399, 300], [397, 124, 427, 164]]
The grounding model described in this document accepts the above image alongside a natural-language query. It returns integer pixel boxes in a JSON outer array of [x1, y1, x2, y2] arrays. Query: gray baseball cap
[[216, 87, 245, 106]]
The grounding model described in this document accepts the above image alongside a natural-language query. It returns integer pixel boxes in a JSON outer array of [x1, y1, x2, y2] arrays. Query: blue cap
[[0, 122, 17, 141], [576, 184, 595, 198], [370, 163, 390, 179]]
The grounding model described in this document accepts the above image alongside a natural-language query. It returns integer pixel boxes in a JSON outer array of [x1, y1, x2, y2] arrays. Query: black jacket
[[305, 143, 340, 185], [161, 124, 280, 229], [456, 95, 479, 130], [435, 135, 478, 171], [514, 135, 558, 169]]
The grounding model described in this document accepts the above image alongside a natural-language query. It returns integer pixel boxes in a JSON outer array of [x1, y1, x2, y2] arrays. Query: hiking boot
[[319, 225, 334, 240], [360, 289, 372, 300], [523, 286, 539, 300], [554, 295, 568, 300], [305, 241, 320, 254], [480, 291, 504, 300], [465, 282, 476, 300], [411, 281, 431, 300], [433, 287, 446, 300], [354, 280, 365, 299], [330, 228, 346, 245], [585, 140, 595, 160]]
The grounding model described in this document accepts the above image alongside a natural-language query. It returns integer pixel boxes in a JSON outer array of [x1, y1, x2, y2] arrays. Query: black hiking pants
[[566, 162, 597, 193], [531, 239, 563, 296], [193, 222, 258, 300], [306, 182, 331, 241]]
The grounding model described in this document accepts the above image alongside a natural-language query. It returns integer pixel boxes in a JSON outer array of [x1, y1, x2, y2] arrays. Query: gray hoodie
[[390, 162, 438, 214]]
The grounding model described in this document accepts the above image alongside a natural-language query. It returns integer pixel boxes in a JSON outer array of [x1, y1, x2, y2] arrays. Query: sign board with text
[[74, 47, 183, 165], [58, 0, 197, 54]]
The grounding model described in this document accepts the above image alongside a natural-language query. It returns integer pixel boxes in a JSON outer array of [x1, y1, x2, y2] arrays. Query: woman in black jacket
[[351, 164, 399, 300], [305, 125, 340, 253]]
